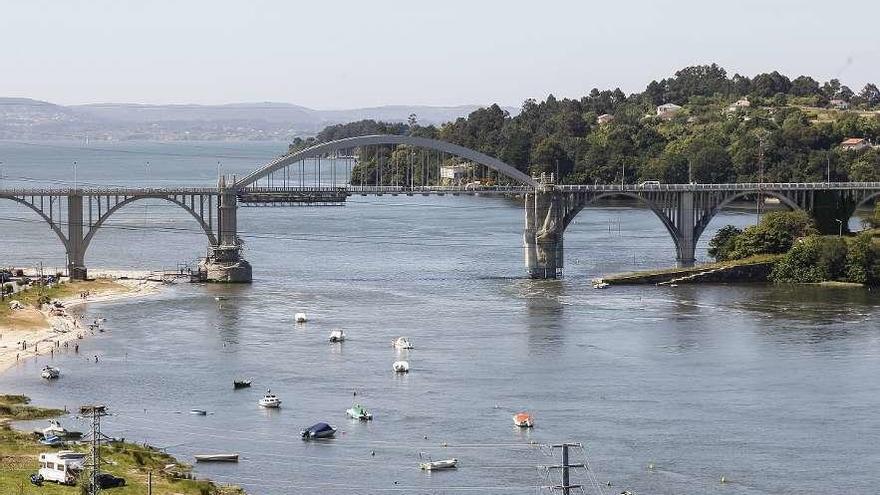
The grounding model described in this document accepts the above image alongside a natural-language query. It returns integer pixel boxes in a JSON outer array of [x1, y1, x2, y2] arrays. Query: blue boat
[[301, 422, 337, 440], [40, 435, 63, 446]]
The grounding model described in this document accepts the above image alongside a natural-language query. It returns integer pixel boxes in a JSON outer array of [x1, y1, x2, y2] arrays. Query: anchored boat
[[258, 390, 282, 408], [392, 360, 410, 373], [294, 312, 308, 323], [419, 452, 457, 470], [194, 453, 239, 462], [513, 412, 535, 428], [329, 329, 345, 343], [41, 366, 60, 380], [301, 422, 337, 440], [233, 379, 252, 389], [393, 337, 413, 349], [346, 403, 372, 420]]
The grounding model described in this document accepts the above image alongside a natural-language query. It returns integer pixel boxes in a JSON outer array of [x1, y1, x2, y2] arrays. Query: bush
[[770, 235, 847, 283], [713, 210, 816, 260], [708, 225, 742, 261], [845, 232, 880, 285]]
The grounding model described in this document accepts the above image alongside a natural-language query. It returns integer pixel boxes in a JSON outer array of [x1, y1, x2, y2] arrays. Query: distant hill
[[0, 98, 517, 141]]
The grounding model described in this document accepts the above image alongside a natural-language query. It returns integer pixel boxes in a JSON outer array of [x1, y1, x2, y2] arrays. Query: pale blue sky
[[1, 0, 878, 108]]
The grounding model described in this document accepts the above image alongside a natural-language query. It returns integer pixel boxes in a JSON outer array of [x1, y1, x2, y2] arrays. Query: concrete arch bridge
[[2, 134, 879, 281]]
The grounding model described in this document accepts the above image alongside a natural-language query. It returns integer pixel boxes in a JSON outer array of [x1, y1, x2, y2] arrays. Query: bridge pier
[[524, 188, 564, 279], [198, 180, 252, 282], [67, 193, 88, 280], [675, 191, 696, 267]]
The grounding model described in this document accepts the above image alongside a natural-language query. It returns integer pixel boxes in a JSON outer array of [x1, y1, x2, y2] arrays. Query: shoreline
[[0, 271, 166, 374]]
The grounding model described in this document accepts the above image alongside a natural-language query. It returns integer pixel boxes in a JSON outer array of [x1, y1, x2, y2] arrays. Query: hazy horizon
[[2, 0, 879, 108]]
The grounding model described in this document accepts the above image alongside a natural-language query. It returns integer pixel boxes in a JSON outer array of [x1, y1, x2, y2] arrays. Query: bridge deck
[[3, 182, 880, 197]]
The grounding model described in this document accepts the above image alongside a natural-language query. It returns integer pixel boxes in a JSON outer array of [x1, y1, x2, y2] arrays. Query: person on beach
[[74, 344, 79, 353], [94, 355, 98, 363]]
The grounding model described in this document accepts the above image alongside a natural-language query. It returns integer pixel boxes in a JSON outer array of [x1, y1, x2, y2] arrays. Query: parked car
[[94, 473, 126, 489]]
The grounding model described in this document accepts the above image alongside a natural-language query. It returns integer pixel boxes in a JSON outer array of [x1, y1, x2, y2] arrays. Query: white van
[[638, 180, 661, 187], [38, 451, 86, 485]]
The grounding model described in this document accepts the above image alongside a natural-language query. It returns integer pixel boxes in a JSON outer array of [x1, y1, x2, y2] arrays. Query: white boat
[[42, 420, 68, 437], [328, 329, 345, 342], [194, 453, 239, 462], [593, 282, 609, 289], [393, 337, 413, 349], [419, 453, 457, 470], [190, 409, 207, 415], [41, 366, 60, 379], [258, 389, 282, 408], [393, 360, 410, 373], [294, 312, 308, 323], [346, 403, 372, 420]]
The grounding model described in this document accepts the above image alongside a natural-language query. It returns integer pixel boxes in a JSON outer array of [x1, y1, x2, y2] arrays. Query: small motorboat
[[301, 422, 337, 440], [190, 409, 207, 416], [194, 453, 239, 462], [294, 312, 308, 323], [513, 412, 534, 428], [233, 379, 252, 389], [214, 296, 227, 301], [41, 366, 60, 379], [593, 281, 609, 289], [42, 420, 68, 437], [329, 329, 345, 343], [392, 360, 410, 373], [346, 403, 372, 421], [258, 389, 282, 408], [40, 435, 64, 446], [419, 453, 457, 471], [393, 337, 413, 349]]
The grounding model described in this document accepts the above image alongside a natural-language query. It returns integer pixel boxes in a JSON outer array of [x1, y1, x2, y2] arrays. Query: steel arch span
[[235, 134, 539, 189]]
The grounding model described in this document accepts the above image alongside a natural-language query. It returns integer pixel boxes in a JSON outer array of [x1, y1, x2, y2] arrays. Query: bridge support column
[[198, 181, 252, 282], [675, 191, 696, 267], [524, 188, 564, 279], [67, 193, 88, 280]]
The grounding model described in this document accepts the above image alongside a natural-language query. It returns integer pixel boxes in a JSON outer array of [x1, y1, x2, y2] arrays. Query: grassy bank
[[0, 395, 244, 495], [0, 279, 127, 326]]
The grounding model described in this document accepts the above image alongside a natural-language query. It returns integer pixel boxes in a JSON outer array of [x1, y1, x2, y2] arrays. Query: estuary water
[[1, 141, 879, 494]]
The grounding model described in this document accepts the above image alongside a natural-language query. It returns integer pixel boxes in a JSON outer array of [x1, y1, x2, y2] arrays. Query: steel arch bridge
[[3, 134, 880, 281]]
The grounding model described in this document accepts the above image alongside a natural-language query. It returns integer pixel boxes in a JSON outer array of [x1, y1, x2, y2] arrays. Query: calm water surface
[[1, 141, 879, 494]]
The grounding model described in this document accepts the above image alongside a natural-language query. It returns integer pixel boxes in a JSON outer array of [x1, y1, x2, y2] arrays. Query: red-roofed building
[[841, 138, 869, 151]]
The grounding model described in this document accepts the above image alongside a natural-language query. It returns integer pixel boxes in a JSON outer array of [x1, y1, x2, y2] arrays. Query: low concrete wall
[[603, 260, 777, 285]]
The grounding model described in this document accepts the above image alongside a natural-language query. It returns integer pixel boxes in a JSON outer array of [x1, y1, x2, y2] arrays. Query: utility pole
[[546, 443, 586, 494], [84, 406, 107, 495]]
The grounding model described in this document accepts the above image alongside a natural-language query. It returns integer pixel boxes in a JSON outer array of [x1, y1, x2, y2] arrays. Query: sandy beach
[[0, 272, 165, 374]]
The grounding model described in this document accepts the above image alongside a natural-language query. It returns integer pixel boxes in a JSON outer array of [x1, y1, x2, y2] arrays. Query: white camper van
[[38, 450, 86, 485]]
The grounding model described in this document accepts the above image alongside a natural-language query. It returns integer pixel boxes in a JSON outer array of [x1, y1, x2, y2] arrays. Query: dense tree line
[[295, 64, 880, 185]]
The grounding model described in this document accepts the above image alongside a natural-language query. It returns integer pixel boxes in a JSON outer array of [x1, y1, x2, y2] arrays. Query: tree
[[790, 75, 820, 97], [530, 137, 572, 178], [845, 232, 880, 285], [860, 83, 880, 107], [708, 225, 743, 261], [752, 71, 792, 97], [770, 235, 847, 283]]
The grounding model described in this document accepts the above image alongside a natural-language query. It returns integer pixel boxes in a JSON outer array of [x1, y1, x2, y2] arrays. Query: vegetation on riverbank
[[0, 395, 244, 495], [292, 64, 880, 186], [707, 211, 880, 285], [0, 279, 126, 325]]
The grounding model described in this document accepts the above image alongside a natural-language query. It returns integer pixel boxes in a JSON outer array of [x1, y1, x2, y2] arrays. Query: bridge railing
[[0, 187, 220, 196], [556, 182, 880, 192]]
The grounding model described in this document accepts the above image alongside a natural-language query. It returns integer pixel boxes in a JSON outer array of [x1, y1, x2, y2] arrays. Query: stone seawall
[[601, 258, 780, 285]]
